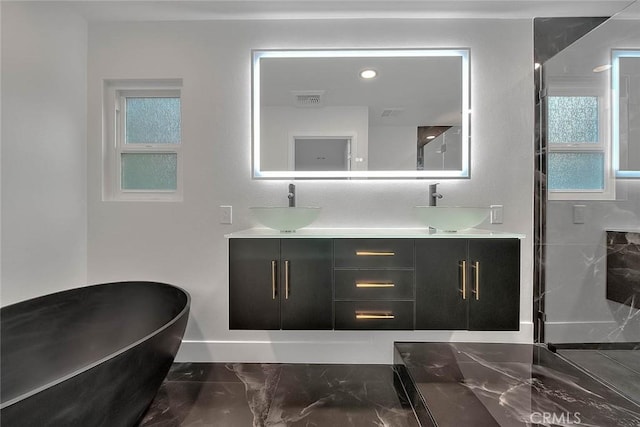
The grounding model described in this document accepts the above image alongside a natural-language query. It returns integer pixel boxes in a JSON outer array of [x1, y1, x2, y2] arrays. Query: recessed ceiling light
[[593, 64, 612, 73], [534, 63, 541, 70], [360, 69, 377, 79], [427, 135, 436, 140]]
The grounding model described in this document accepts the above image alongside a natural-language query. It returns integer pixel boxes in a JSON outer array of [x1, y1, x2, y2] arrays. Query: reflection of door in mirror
[[292, 137, 351, 171], [417, 126, 462, 170]]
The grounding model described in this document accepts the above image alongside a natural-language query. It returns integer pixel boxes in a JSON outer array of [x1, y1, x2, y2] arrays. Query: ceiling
[[25, 0, 637, 22]]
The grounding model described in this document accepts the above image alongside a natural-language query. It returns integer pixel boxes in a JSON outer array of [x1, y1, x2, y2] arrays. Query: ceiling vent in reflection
[[292, 90, 325, 107], [381, 108, 405, 118]]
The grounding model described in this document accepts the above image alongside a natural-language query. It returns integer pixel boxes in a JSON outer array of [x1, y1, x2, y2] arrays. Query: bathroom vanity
[[228, 229, 523, 331]]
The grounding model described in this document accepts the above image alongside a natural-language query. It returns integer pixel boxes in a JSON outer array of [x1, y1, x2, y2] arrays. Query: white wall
[[1, 3, 87, 305], [368, 126, 416, 170], [87, 18, 534, 363]]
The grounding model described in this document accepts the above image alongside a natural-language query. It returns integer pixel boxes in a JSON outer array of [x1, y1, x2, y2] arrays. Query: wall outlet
[[490, 205, 504, 224], [219, 205, 232, 224]]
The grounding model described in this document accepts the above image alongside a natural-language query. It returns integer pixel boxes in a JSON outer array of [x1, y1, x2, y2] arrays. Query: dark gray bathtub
[[1, 281, 190, 426]]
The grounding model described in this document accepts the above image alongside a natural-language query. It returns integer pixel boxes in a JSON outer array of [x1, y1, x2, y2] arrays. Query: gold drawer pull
[[285, 260, 290, 300], [271, 260, 277, 300], [355, 311, 395, 320], [355, 251, 395, 256], [459, 260, 467, 300], [472, 261, 480, 300], [356, 282, 395, 288]]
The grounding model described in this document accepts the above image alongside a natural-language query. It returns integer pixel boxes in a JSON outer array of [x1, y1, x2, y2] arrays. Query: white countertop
[[226, 227, 526, 239]]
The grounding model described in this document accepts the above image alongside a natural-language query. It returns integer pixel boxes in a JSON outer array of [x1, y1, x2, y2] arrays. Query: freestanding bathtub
[[0, 281, 190, 426]]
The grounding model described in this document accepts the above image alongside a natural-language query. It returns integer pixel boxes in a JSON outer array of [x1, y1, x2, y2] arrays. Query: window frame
[[546, 82, 615, 201], [103, 80, 183, 201]]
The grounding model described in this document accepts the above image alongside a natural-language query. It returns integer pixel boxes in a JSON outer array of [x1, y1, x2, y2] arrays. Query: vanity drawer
[[334, 239, 414, 268], [334, 270, 414, 300], [334, 301, 414, 330]]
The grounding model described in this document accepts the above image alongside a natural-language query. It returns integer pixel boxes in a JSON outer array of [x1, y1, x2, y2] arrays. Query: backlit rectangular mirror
[[613, 49, 640, 178], [252, 49, 470, 179]]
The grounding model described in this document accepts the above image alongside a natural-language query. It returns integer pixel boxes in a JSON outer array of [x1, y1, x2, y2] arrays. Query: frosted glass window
[[106, 83, 182, 201], [548, 96, 599, 144], [121, 153, 177, 190], [548, 152, 604, 190], [125, 98, 180, 144]]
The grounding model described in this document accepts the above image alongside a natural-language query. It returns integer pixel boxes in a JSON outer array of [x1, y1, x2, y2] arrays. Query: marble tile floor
[[141, 343, 640, 427], [394, 342, 640, 427], [139, 363, 420, 427], [557, 348, 640, 405]]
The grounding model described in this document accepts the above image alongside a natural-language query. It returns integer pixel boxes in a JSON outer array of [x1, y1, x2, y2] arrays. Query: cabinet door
[[415, 239, 468, 330], [280, 239, 333, 330], [229, 239, 280, 330], [468, 239, 520, 331]]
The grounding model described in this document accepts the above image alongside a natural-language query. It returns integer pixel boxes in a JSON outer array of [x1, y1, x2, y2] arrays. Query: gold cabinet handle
[[356, 282, 395, 288], [472, 261, 480, 300], [355, 311, 395, 320], [459, 260, 467, 300], [284, 260, 290, 300], [271, 260, 277, 300], [355, 251, 395, 256]]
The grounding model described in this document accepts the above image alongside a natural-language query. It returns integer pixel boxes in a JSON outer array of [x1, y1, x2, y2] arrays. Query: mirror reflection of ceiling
[[260, 56, 462, 127]]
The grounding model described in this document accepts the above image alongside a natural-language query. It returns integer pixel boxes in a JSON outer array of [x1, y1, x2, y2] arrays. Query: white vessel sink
[[414, 206, 490, 232], [250, 207, 321, 232]]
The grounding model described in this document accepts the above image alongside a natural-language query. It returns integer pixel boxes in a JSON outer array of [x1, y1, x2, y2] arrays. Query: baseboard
[[175, 323, 534, 364]]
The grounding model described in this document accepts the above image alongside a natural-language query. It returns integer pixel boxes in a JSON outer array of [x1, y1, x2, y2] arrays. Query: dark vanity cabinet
[[229, 238, 332, 330], [415, 239, 520, 331], [229, 236, 520, 331]]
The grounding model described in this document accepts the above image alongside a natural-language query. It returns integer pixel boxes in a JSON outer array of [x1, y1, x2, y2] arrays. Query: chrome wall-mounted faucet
[[429, 183, 443, 206], [288, 183, 296, 207]]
